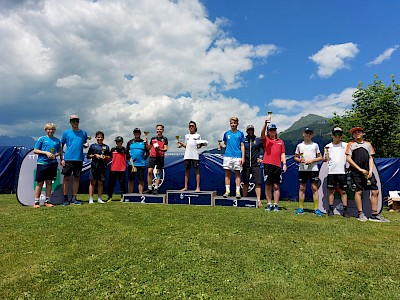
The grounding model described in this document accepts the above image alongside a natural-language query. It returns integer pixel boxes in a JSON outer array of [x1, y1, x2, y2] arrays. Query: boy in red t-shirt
[[107, 136, 127, 201], [144, 124, 168, 195]]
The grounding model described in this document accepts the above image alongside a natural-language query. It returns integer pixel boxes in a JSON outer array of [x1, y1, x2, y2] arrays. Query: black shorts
[[148, 156, 164, 169], [263, 164, 282, 185], [327, 174, 347, 190], [89, 167, 106, 181], [183, 159, 200, 169], [351, 173, 378, 191], [62, 161, 83, 177], [128, 165, 145, 181], [35, 164, 58, 182], [298, 171, 320, 184], [242, 166, 261, 185]]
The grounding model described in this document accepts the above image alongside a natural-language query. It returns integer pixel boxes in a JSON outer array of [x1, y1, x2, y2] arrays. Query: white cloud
[[268, 87, 356, 131], [258, 74, 265, 79], [0, 0, 278, 150], [367, 45, 399, 66], [309, 43, 359, 78]]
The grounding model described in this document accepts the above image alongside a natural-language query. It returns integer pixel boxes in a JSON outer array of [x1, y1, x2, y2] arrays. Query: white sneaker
[[357, 212, 368, 222], [89, 198, 94, 204], [98, 198, 106, 204]]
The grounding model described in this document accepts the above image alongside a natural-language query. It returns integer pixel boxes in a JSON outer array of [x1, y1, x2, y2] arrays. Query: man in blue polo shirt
[[61, 114, 88, 205]]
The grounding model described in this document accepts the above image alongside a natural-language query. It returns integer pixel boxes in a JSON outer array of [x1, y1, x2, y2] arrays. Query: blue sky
[[0, 0, 399, 149]]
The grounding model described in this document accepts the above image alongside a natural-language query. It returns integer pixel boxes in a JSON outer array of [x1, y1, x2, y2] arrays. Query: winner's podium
[[214, 197, 258, 208], [122, 193, 165, 204], [166, 190, 215, 206]]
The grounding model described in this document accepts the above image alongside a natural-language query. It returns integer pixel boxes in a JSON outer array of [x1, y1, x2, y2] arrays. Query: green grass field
[[1, 194, 399, 299]]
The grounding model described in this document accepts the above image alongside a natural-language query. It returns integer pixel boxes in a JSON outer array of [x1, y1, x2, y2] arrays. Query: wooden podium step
[[166, 190, 216, 206], [122, 193, 165, 204]]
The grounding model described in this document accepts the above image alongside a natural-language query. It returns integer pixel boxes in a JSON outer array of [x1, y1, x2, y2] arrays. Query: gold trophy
[[87, 136, 92, 140], [324, 146, 330, 160], [101, 145, 107, 159], [176, 135, 182, 148], [144, 131, 149, 136], [266, 111, 272, 124], [217, 139, 222, 150], [299, 152, 307, 169], [364, 172, 372, 185]]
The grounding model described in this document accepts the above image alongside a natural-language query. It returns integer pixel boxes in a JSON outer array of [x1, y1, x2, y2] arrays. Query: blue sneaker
[[295, 208, 304, 215], [314, 209, 324, 216], [265, 204, 273, 211], [273, 205, 279, 212], [71, 200, 83, 205], [62, 201, 70, 206]]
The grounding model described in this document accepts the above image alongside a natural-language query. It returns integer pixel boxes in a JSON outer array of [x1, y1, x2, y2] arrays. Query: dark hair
[[188, 120, 197, 132], [156, 124, 164, 129], [95, 131, 104, 138], [267, 130, 278, 139]]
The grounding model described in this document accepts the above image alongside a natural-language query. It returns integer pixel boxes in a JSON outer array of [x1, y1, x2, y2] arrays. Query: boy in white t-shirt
[[178, 121, 204, 192], [323, 127, 349, 217], [294, 128, 323, 216]]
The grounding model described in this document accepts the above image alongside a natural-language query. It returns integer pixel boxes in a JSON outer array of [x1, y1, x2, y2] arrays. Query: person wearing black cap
[[107, 136, 127, 201], [345, 127, 389, 222], [294, 127, 323, 216], [242, 124, 263, 207], [323, 127, 349, 217], [260, 114, 286, 211], [61, 114, 89, 205], [126, 128, 150, 194]]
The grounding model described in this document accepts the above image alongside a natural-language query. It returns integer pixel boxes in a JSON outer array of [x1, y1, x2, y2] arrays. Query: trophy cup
[[144, 131, 149, 136], [299, 152, 308, 169], [324, 146, 330, 160], [266, 111, 272, 124], [101, 145, 107, 159], [87, 136, 92, 141], [176, 135, 182, 148], [364, 172, 372, 185], [217, 139, 222, 150]]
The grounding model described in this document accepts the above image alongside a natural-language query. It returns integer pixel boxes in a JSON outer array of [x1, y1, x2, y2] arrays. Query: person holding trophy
[[177, 121, 206, 192], [87, 131, 110, 204], [294, 128, 323, 216], [345, 127, 389, 222], [126, 128, 150, 194], [260, 112, 286, 212], [144, 124, 168, 195], [218, 117, 245, 199], [33, 123, 63, 208], [323, 127, 349, 217]]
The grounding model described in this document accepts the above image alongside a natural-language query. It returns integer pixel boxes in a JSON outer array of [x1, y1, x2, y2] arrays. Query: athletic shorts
[[35, 164, 58, 182], [61, 161, 83, 177], [263, 164, 282, 185], [242, 166, 262, 185], [148, 156, 164, 169], [327, 174, 347, 190], [128, 165, 145, 181], [351, 173, 378, 191], [183, 159, 200, 169], [223, 157, 242, 171], [298, 170, 320, 184], [89, 167, 106, 181]]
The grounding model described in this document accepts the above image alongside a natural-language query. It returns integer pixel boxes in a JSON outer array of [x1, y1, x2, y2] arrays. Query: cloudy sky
[[0, 0, 399, 149]]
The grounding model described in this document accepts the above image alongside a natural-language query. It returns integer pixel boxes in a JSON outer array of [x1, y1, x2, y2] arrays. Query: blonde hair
[[44, 123, 56, 130], [229, 117, 239, 123]]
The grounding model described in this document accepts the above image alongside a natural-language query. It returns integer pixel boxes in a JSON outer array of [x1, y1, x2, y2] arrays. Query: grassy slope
[[1, 194, 399, 299]]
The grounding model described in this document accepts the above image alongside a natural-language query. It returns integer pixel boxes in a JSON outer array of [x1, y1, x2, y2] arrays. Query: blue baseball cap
[[267, 124, 277, 130]]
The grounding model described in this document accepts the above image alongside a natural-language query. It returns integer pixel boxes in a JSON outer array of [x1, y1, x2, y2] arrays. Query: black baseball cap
[[246, 125, 254, 130], [304, 127, 313, 133], [332, 127, 343, 135], [115, 136, 123, 142], [133, 128, 141, 133]]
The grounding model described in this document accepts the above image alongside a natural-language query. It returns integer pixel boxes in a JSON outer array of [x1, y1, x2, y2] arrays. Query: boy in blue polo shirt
[[218, 117, 245, 199], [33, 123, 63, 208]]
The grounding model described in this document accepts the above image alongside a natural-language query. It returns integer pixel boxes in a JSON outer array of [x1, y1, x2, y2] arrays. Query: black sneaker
[[152, 189, 158, 195], [342, 210, 350, 218], [327, 209, 334, 217], [143, 190, 153, 194], [368, 214, 390, 223]]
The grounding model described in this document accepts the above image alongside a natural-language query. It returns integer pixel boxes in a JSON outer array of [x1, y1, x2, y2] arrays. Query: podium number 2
[[141, 196, 146, 203]]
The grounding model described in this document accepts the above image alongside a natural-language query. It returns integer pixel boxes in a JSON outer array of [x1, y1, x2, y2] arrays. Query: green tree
[[330, 74, 400, 157]]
